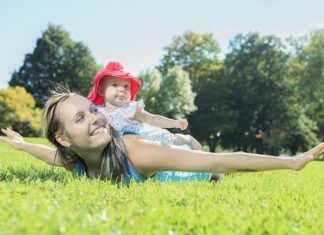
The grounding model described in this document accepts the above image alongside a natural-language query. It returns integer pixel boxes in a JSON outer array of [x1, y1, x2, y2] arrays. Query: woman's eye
[[76, 115, 84, 123], [91, 107, 99, 113]]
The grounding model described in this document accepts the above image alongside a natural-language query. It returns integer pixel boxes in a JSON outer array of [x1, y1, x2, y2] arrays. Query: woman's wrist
[[15, 140, 27, 150], [285, 157, 296, 170], [288, 156, 306, 171]]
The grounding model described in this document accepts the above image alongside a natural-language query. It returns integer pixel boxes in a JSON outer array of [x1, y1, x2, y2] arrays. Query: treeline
[[1, 25, 323, 154]]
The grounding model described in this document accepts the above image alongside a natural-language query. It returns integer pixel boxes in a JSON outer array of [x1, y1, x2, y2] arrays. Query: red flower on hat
[[106, 61, 124, 72]]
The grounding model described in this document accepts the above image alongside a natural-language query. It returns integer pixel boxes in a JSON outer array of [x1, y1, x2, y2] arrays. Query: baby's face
[[100, 76, 131, 107]]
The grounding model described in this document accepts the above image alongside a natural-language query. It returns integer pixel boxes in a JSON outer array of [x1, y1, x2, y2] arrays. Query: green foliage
[[188, 71, 235, 152], [0, 86, 41, 136], [221, 32, 318, 154], [159, 32, 223, 149], [0, 140, 323, 234], [289, 29, 324, 140], [137, 66, 196, 119], [280, 104, 319, 154], [158, 30, 322, 153], [158, 66, 197, 118], [159, 31, 222, 91], [5, 26, 323, 153], [9, 24, 99, 107], [137, 68, 162, 114]]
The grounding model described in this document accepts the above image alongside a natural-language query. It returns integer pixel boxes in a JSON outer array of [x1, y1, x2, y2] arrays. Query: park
[[0, 1, 323, 234]]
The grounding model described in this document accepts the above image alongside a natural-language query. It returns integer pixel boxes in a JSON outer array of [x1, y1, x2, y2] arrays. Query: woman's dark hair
[[99, 127, 127, 181]]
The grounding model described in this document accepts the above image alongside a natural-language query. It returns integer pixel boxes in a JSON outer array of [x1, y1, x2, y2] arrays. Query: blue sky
[[0, 0, 323, 89]]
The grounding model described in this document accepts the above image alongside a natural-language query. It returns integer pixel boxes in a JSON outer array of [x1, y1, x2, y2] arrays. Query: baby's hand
[[177, 119, 188, 130]]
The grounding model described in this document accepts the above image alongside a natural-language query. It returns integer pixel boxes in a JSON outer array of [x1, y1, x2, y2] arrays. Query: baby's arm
[[133, 105, 188, 130], [0, 128, 64, 167]]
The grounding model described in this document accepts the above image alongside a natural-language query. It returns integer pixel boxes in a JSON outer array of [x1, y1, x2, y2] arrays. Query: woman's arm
[[123, 136, 324, 177], [133, 105, 188, 130], [0, 128, 64, 167]]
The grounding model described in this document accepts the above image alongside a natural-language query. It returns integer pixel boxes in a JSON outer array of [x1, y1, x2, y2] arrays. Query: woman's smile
[[90, 126, 108, 136]]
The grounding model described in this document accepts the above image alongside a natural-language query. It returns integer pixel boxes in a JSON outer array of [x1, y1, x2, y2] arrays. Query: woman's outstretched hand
[[291, 142, 324, 170], [1, 128, 61, 167], [0, 128, 25, 150]]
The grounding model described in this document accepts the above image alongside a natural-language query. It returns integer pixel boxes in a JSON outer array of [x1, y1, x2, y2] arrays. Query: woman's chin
[[90, 132, 111, 148]]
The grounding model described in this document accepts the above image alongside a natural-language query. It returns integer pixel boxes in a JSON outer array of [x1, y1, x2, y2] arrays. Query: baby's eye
[[111, 83, 118, 87], [124, 84, 130, 89]]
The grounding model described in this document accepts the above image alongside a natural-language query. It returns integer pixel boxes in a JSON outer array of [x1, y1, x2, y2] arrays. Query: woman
[[1, 89, 323, 183]]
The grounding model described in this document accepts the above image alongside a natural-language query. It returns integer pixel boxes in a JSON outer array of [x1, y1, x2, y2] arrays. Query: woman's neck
[[76, 149, 103, 175]]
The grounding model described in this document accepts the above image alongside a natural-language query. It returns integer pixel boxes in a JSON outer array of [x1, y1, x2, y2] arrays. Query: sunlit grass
[[0, 139, 323, 234]]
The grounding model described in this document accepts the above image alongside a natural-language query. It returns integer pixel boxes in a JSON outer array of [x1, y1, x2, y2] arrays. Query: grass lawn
[[0, 138, 323, 234]]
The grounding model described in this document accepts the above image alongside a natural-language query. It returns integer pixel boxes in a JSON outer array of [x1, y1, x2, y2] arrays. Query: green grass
[[0, 139, 323, 235]]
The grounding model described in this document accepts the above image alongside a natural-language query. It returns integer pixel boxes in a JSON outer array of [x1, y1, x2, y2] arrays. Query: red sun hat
[[87, 61, 141, 105]]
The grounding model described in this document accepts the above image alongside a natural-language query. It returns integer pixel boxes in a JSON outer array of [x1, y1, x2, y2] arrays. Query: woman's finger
[[6, 128, 20, 137], [2, 128, 20, 140], [1, 128, 12, 137], [6, 128, 17, 135], [0, 136, 11, 144]]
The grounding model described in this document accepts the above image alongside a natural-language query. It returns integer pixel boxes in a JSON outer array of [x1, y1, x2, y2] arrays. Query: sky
[[0, 0, 323, 89]]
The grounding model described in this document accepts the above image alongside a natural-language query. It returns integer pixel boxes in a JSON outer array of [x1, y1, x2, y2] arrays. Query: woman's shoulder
[[122, 135, 170, 160], [122, 133, 143, 142], [122, 135, 158, 177], [122, 134, 148, 152]]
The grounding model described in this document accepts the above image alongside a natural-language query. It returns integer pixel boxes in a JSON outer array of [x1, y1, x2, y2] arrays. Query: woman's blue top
[[75, 131, 212, 184]]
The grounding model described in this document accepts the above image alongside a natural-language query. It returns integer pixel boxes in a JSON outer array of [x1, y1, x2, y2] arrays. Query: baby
[[87, 61, 201, 150]]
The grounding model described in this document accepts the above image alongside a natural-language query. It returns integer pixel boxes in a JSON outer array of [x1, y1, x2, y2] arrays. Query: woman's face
[[56, 95, 111, 154]]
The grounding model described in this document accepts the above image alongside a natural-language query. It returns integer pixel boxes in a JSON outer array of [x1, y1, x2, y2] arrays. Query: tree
[[188, 72, 235, 152], [136, 68, 162, 115], [222, 33, 318, 154], [159, 32, 224, 151], [9, 25, 99, 107], [289, 29, 324, 141], [157, 66, 197, 118], [283, 106, 319, 154], [137, 66, 196, 120], [0, 86, 41, 136], [159, 31, 222, 92]]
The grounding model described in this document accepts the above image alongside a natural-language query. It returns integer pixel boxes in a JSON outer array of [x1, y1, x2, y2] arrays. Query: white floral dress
[[98, 101, 176, 144]]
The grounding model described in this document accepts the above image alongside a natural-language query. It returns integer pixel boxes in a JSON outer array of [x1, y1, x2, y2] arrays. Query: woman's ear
[[55, 133, 71, 148]]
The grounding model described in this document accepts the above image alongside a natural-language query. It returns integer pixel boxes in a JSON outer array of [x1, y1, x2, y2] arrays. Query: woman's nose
[[89, 112, 100, 124]]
